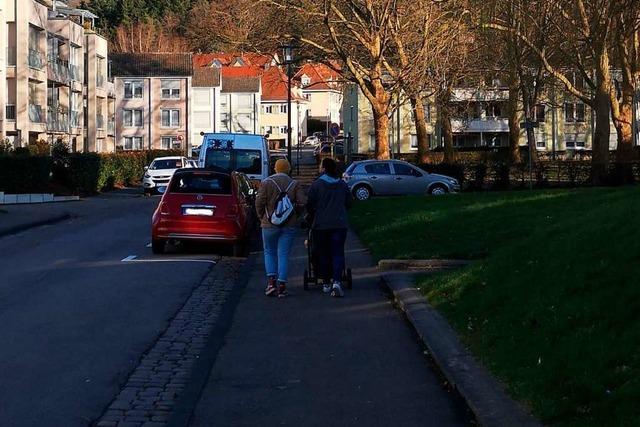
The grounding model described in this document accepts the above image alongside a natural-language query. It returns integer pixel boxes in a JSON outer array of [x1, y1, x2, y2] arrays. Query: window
[[123, 109, 143, 127], [536, 139, 546, 149], [237, 94, 252, 109], [423, 103, 431, 121], [534, 104, 546, 122], [484, 102, 502, 118], [565, 102, 586, 122], [161, 136, 180, 149], [410, 134, 418, 150], [394, 162, 422, 177], [369, 134, 376, 152], [161, 80, 180, 99], [170, 172, 231, 195], [279, 126, 287, 134], [220, 113, 230, 132], [364, 163, 391, 175], [280, 104, 287, 114], [193, 89, 210, 106], [123, 137, 143, 150], [264, 105, 274, 114], [301, 75, 311, 86], [124, 81, 143, 99], [161, 109, 180, 127]]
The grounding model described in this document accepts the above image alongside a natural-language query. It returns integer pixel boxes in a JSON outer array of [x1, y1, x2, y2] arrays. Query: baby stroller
[[303, 228, 353, 291]]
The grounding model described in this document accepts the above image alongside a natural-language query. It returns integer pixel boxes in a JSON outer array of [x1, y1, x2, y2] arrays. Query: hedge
[[0, 156, 52, 193]]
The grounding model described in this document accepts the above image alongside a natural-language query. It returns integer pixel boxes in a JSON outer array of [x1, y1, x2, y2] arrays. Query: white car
[[143, 156, 191, 195], [303, 135, 319, 146]]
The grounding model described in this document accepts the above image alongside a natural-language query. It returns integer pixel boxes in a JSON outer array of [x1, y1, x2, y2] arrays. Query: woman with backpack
[[307, 158, 353, 297], [255, 158, 305, 298]]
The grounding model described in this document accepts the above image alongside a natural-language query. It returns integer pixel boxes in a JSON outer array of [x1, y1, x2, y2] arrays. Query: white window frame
[[565, 102, 586, 123], [280, 104, 287, 114], [161, 80, 181, 99], [123, 109, 143, 127], [161, 136, 180, 149], [124, 81, 144, 99], [264, 105, 274, 114], [410, 134, 418, 150], [123, 136, 143, 150], [279, 126, 287, 134], [161, 109, 180, 128]]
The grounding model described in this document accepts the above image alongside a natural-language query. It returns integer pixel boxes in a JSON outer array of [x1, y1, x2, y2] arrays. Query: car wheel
[[429, 184, 448, 196], [152, 239, 166, 254], [354, 185, 372, 201]]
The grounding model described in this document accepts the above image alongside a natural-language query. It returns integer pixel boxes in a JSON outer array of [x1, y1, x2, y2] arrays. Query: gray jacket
[[307, 174, 353, 230]]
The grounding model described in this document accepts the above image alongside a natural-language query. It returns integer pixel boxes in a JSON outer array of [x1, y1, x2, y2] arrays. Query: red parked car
[[151, 169, 256, 256]]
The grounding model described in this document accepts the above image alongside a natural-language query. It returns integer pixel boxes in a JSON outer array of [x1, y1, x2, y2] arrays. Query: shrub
[[470, 163, 488, 190], [418, 163, 465, 185], [0, 156, 52, 193], [491, 161, 511, 190]]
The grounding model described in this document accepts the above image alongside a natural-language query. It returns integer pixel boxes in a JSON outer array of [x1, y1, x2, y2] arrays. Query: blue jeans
[[262, 226, 297, 283], [313, 228, 347, 283]]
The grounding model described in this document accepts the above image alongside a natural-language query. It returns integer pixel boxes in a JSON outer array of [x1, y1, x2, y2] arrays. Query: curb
[[378, 259, 470, 271], [381, 273, 542, 427], [0, 214, 72, 238]]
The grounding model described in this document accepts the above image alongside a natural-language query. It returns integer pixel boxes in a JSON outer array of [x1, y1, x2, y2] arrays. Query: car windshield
[[169, 172, 231, 195], [205, 148, 262, 175], [150, 159, 181, 170]]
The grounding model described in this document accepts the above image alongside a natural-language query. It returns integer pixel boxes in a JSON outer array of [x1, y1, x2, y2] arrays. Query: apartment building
[[0, 0, 114, 152], [191, 67, 221, 146], [294, 62, 343, 136], [219, 67, 261, 135], [111, 53, 192, 152]]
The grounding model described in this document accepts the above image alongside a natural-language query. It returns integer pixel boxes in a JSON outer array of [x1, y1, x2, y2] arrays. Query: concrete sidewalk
[[189, 231, 472, 426]]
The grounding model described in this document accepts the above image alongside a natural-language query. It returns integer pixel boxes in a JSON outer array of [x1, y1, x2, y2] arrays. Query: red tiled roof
[[220, 66, 262, 78], [260, 66, 305, 102], [192, 67, 221, 87], [294, 63, 342, 91]]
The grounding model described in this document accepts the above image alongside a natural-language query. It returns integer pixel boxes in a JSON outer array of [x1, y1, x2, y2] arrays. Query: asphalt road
[[0, 192, 216, 427]]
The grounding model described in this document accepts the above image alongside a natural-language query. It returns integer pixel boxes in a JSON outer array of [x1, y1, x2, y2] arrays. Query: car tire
[[429, 184, 448, 196], [152, 239, 166, 254], [353, 185, 372, 201]]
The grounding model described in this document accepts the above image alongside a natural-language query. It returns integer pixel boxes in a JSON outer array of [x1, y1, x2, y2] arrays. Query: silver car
[[343, 160, 460, 201]]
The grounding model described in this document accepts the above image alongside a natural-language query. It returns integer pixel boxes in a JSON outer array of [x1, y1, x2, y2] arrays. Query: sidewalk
[[189, 230, 472, 426], [0, 201, 77, 238]]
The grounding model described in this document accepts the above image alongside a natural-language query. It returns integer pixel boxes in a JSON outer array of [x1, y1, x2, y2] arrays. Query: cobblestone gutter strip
[[94, 258, 247, 427], [382, 273, 542, 427]]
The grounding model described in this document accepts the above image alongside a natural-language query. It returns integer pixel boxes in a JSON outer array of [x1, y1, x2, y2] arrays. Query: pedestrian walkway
[[189, 230, 472, 426]]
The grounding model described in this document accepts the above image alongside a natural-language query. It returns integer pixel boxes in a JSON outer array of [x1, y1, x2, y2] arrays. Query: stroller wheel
[[345, 268, 353, 289], [303, 270, 310, 291]]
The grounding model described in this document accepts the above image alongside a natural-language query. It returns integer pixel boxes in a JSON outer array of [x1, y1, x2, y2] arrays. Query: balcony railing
[[70, 111, 81, 128], [47, 57, 70, 85], [97, 74, 105, 88], [96, 115, 105, 129], [28, 49, 45, 70], [6, 47, 16, 66], [107, 118, 115, 135], [69, 64, 81, 82], [47, 107, 70, 133], [29, 104, 44, 123], [5, 105, 16, 121]]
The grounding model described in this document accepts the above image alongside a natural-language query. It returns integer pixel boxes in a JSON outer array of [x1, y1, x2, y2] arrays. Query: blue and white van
[[197, 133, 270, 182]]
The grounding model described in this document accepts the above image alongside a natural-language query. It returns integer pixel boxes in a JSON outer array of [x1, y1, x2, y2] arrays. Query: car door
[[391, 162, 425, 195], [363, 162, 394, 195]]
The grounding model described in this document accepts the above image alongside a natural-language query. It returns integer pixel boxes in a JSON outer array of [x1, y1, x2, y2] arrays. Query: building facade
[[0, 0, 114, 152], [191, 67, 221, 146], [294, 62, 343, 136], [111, 53, 192, 153]]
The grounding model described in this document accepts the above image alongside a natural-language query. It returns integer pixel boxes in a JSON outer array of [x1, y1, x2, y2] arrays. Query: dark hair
[[321, 157, 339, 178]]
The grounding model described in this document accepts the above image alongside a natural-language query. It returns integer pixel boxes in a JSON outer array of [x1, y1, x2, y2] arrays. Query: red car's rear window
[[169, 172, 231, 195]]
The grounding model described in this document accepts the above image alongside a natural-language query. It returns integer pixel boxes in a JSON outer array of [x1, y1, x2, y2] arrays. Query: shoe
[[331, 282, 344, 298], [277, 282, 288, 298], [265, 276, 277, 297], [322, 283, 332, 294]]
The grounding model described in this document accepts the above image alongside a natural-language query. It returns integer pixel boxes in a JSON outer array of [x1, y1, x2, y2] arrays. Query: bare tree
[[111, 17, 190, 53]]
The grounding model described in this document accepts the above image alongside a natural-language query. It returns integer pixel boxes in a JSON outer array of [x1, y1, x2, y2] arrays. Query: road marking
[[121, 255, 138, 262], [146, 243, 152, 248]]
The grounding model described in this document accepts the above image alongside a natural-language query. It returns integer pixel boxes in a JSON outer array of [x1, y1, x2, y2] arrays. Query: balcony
[[28, 49, 45, 70], [5, 105, 16, 121], [107, 117, 115, 135], [97, 74, 105, 88], [70, 111, 81, 128], [47, 107, 70, 133], [29, 104, 45, 123], [6, 47, 16, 66], [69, 64, 82, 82], [47, 57, 70, 85], [97, 115, 105, 129], [452, 117, 510, 133]]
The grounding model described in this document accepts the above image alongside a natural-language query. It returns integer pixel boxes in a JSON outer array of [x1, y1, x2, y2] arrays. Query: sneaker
[[322, 283, 332, 294], [331, 282, 344, 298], [277, 282, 288, 298], [265, 277, 277, 297]]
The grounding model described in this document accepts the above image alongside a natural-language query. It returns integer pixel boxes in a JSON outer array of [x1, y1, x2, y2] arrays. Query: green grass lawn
[[351, 188, 640, 427]]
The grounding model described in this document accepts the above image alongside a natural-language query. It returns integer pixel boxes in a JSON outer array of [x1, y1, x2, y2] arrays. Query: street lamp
[[282, 42, 296, 172]]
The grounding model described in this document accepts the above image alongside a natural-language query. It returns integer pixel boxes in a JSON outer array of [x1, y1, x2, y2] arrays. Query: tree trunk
[[373, 111, 390, 160], [411, 96, 430, 163], [613, 102, 634, 162], [592, 62, 612, 185], [442, 105, 455, 163], [508, 78, 521, 164]]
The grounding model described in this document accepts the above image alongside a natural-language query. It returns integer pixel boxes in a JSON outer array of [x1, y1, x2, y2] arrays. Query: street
[[0, 193, 214, 426]]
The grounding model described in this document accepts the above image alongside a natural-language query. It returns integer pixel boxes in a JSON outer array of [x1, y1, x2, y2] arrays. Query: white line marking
[[121, 255, 138, 262], [146, 243, 152, 248]]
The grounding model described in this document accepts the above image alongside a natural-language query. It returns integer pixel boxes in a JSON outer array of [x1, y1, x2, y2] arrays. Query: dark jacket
[[307, 174, 353, 230]]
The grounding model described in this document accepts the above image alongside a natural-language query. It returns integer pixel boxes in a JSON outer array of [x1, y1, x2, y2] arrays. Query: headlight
[[449, 178, 458, 184], [144, 173, 151, 179]]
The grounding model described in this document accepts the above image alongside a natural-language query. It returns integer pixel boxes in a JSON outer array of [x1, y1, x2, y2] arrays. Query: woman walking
[[256, 159, 305, 298], [307, 158, 353, 297]]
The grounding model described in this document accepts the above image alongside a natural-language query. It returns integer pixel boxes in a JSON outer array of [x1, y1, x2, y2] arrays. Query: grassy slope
[[351, 188, 640, 426]]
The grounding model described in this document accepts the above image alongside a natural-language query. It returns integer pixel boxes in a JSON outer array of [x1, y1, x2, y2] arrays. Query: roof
[[111, 53, 193, 77], [222, 76, 261, 93], [193, 52, 276, 69], [192, 67, 221, 87], [261, 66, 305, 102], [294, 62, 342, 91]]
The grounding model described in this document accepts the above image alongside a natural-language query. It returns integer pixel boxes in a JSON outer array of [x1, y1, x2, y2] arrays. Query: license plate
[[183, 207, 214, 216]]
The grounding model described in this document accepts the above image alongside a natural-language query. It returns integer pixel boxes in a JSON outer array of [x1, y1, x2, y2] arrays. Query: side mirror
[[157, 186, 167, 194], [144, 166, 149, 171]]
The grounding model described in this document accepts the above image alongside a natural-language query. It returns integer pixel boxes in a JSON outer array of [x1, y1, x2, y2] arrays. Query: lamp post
[[282, 43, 295, 172]]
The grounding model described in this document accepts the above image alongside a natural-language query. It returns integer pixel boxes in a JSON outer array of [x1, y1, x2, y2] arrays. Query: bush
[[491, 161, 511, 190], [470, 163, 488, 190], [418, 163, 465, 185], [0, 156, 52, 193]]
